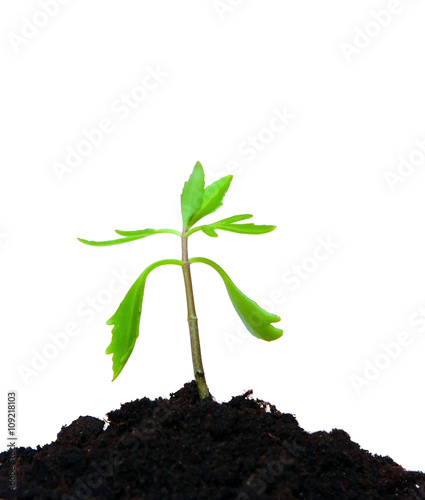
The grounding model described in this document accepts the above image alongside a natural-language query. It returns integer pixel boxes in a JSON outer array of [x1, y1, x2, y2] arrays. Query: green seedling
[[78, 162, 283, 399]]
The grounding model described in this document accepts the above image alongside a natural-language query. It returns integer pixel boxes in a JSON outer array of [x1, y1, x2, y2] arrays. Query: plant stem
[[181, 230, 210, 400]]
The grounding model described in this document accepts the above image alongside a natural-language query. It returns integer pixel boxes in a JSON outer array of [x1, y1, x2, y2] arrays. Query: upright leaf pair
[[181, 161, 233, 230], [79, 161, 283, 398]]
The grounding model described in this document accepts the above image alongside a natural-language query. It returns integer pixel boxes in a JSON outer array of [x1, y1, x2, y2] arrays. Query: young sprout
[[78, 162, 283, 399]]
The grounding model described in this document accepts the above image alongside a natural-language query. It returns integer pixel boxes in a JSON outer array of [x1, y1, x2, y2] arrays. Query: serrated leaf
[[105, 259, 183, 381], [181, 162, 205, 229], [194, 219, 276, 237], [190, 257, 283, 341], [188, 175, 233, 227]]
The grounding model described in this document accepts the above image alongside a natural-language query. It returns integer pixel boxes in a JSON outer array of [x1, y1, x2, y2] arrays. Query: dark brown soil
[[1, 382, 424, 500]]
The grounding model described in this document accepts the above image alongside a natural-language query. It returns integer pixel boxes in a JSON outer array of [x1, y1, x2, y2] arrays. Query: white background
[[1, 0, 425, 474]]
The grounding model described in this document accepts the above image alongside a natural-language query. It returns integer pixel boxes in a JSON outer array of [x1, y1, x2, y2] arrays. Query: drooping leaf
[[188, 174, 233, 228], [181, 162, 205, 229], [190, 257, 283, 341], [105, 259, 183, 381]]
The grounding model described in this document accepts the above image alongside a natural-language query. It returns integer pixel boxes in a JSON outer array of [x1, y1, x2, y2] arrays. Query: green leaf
[[214, 223, 276, 235], [186, 214, 253, 237], [115, 228, 181, 237], [189, 216, 276, 238], [105, 259, 183, 381], [188, 174, 233, 228], [181, 162, 205, 229], [190, 257, 283, 341], [78, 236, 147, 247], [78, 229, 181, 247], [180, 161, 234, 229], [201, 226, 218, 237], [213, 214, 253, 224], [115, 228, 162, 237]]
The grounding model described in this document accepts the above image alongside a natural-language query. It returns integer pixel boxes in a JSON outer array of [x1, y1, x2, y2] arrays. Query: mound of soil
[[1, 382, 424, 499]]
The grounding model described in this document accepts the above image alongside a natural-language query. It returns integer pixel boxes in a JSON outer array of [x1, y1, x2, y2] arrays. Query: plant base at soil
[[0, 382, 424, 499]]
